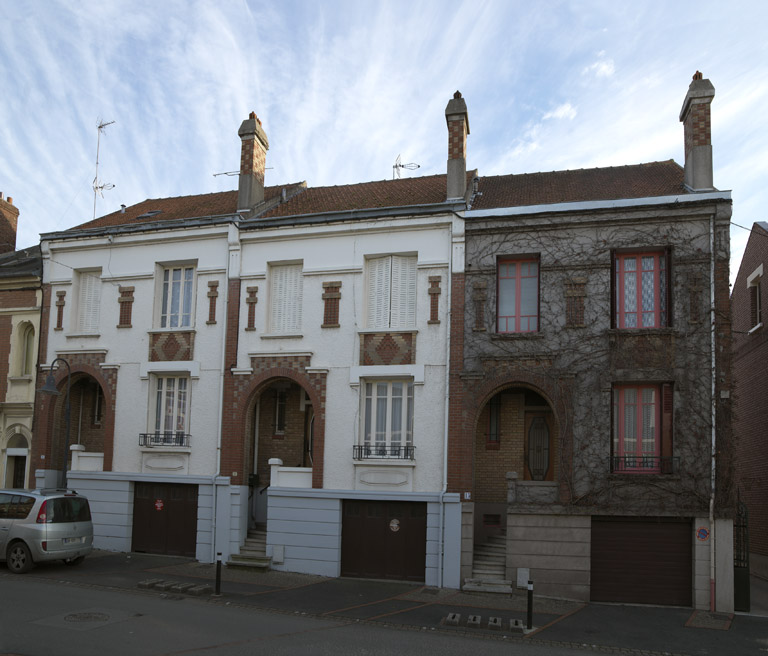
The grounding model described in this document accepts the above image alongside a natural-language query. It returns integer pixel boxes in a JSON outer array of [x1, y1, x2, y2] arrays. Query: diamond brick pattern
[[150, 331, 194, 361], [361, 332, 415, 366]]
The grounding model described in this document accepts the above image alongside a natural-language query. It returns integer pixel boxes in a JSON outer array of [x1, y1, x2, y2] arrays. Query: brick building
[[449, 73, 734, 611], [0, 194, 42, 489], [732, 221, 768, 579]]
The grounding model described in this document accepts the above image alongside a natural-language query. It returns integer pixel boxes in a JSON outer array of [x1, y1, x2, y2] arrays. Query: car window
[[11, 495, 35, 519], [0, 493, 12, 519], [49, 497, 92, 523]]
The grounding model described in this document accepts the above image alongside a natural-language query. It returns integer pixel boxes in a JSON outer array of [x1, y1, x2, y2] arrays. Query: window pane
[[176, 379, 187, 432], [520, 275, 538, 317], [375, 384, 387, 446], [406, 383, 414, 445], [623, 388, 636, 454], [391, 383, 403, 446], [498, 275, 516, 332], [161, 270, 170, 328], [624, 268, 637, 328], [155, 379, 163, 431], [641, 387, 656, 455], [182, 268, 193, 327]]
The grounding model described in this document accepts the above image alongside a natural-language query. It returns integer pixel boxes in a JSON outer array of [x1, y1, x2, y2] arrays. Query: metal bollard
[[527, 579, 533, 630], [215, 552, 222, 596]]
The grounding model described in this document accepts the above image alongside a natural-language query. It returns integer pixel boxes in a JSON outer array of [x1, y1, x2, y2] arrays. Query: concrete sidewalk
[[9, 550, 768, 655]]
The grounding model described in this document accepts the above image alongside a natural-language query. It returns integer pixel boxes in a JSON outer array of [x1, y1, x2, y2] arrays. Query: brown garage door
[[591, 517, 692, 606], [132, 482, 198, 557], [341, 500, 426, 582]]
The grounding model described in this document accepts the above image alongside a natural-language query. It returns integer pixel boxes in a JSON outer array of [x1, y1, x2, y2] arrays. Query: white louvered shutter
[[390, 256, 417, 329], [270, 264, 303, 333], [366, 256, 392, 329], [77, 270, 101, 333]]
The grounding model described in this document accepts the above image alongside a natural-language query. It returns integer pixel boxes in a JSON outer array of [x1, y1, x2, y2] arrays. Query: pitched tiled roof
[[259, 174, 454, 218], [0, 244, 42, 278], [471, 160, 686, 211]]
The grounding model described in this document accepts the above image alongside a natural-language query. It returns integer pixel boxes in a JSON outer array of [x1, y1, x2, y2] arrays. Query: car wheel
[[63, 556, 85, 566], [7, 542, 33, 574]]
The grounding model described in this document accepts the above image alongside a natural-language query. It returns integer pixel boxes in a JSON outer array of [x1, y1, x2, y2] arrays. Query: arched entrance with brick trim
[[33, 357, 116, 485], [245, 375, 317, 527]]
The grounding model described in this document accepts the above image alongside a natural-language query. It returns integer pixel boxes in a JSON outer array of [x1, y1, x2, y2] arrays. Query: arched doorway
[[247, 377, 314, 527], [471, 386, 557, 581], [3, 430, 30, 489], [50, 373, 107, 478]]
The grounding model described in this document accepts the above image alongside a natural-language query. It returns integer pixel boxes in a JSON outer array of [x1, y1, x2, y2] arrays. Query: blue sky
[[1, 1, 766, 282]]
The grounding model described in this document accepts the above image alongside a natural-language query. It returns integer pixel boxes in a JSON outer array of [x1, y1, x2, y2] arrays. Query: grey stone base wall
[[507, 513, 591, 601]]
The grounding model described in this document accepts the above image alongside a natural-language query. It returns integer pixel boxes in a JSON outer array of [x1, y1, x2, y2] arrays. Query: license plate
[[63, 537, 82, 545]]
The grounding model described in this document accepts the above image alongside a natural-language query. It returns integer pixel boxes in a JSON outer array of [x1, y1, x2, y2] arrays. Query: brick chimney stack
[[0, 192, 19, 254], [237, 111, 270, 212], [679, 71, 715, 191], [445, 91, 470, 200]]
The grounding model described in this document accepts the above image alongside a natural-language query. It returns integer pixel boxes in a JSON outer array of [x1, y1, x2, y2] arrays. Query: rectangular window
[[75, 269, 102, 333], [161, 266, 195, 328], [360, 380, 414, 458], [497, 259, 539, 333], [614, 252, 668, 329], [748, 267, 763, 330], [612, 385, 661, 473], [153, 376, 189, 438], [487, 393, 501, 449], [274, 389, 287, 434], [269, 263, 303, 333], [366, 255, 417, 330]]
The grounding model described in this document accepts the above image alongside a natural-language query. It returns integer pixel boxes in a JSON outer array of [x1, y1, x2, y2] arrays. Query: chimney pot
[[237, 112, 270, 212], [445, 91, 470, 201], [7, 197, 11, 205], [679, 72, 715, 191]]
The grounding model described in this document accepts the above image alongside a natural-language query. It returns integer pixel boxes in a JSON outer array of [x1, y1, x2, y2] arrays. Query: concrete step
[[463, 579, 514, 594], [227, 554, 272, 569]]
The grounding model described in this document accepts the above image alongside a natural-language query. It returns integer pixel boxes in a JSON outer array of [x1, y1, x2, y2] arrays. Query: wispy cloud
[[543, 102, 577, 121]]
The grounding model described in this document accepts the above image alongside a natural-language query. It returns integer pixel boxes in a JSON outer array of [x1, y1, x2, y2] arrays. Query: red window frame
[[613, 385, 661, 473], [614, 252, 668, 329], [497, 259, 539, 333]]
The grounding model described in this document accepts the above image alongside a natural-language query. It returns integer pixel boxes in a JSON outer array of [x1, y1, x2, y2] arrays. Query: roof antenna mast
[[393, 154, 420, 180], [93, 119, 116, 220]]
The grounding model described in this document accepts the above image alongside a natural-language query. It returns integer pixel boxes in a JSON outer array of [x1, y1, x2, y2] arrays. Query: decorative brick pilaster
[[321, 281, 341, 328], [472, 281, 487, 332], [428, 276, 441, 324], [55, 291, 66, 330], [207, 281, 219, 325], [245, 286, 258, 331], [117, 286, 134, 328]]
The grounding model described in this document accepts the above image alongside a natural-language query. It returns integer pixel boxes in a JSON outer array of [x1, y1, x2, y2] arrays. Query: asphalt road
[[1, 577, 595, 656]]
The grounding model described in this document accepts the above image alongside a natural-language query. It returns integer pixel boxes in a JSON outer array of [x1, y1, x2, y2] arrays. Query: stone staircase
[[463, 531, 513, 593], [227, 524, 272, 570]]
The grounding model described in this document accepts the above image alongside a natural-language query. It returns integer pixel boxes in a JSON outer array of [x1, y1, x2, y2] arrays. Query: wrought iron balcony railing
[[611, 455, 679, 474], [139, 432, 191, 448], [353, 445, 415, 460]]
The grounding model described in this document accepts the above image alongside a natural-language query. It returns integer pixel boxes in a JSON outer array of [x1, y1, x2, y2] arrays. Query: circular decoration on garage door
[[389, 518, 400, 532], [155, 499, 165, 511]]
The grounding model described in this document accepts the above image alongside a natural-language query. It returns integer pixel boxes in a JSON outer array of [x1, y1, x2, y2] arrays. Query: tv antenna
[[93, 119, 116, 220], [393, 154, 420, 179]]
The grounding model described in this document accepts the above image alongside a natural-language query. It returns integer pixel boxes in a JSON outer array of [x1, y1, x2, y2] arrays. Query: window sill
[[140, 446, 191, 454], [260, 333, 303, 339], [357, 329, 418, 335], [490, 332, 544, 340], [148, 328, 196, 334], [748, 322, 764, 335], [8, 375, 33, 383], [607, 327, 676, 336], [353, 459, 416, 468], [66, 332, 101, 339]]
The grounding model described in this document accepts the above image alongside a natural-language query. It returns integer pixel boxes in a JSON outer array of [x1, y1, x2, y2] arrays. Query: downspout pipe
[[709, 213, 717, 612]]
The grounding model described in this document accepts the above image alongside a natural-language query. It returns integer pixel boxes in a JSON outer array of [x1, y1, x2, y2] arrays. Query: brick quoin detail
[[565, 279, 586, 327], [31, 353, 117, 474], [117, 286, 134, 328], [245, 286, 258, 331], [55, 290, 66, 330], [207, 281, 219, 325], [321, 281, 341, 328], [428, 275, 441, 324]]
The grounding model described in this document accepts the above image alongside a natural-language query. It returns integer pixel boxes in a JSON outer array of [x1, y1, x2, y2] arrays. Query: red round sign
[[155, 499, 164, 511]]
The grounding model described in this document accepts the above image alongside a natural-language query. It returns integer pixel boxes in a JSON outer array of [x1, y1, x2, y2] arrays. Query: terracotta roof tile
[[471, 160, 686, 211], [259, 174, 452, 218]]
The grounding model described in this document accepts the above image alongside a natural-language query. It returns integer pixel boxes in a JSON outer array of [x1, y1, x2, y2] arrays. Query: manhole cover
[[64, 612, 110, 623]]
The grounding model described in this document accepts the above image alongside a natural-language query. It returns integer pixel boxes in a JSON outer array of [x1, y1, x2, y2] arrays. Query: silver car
[[0, 488, 93, 573]]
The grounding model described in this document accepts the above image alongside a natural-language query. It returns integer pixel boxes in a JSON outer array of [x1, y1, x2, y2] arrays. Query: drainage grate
[[64, 612, 110, 623]]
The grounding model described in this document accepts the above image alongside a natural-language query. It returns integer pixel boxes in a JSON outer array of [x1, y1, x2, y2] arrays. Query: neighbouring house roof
[[61, 160, 691, 236], [471, 160, 686, 211], [0, 244, 42, 279]]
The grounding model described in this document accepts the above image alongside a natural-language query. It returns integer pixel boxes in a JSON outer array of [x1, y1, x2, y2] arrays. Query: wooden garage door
[[132, 482, 198, 557], [341, 500, 426, 582], [591, 517, 692, 606]]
